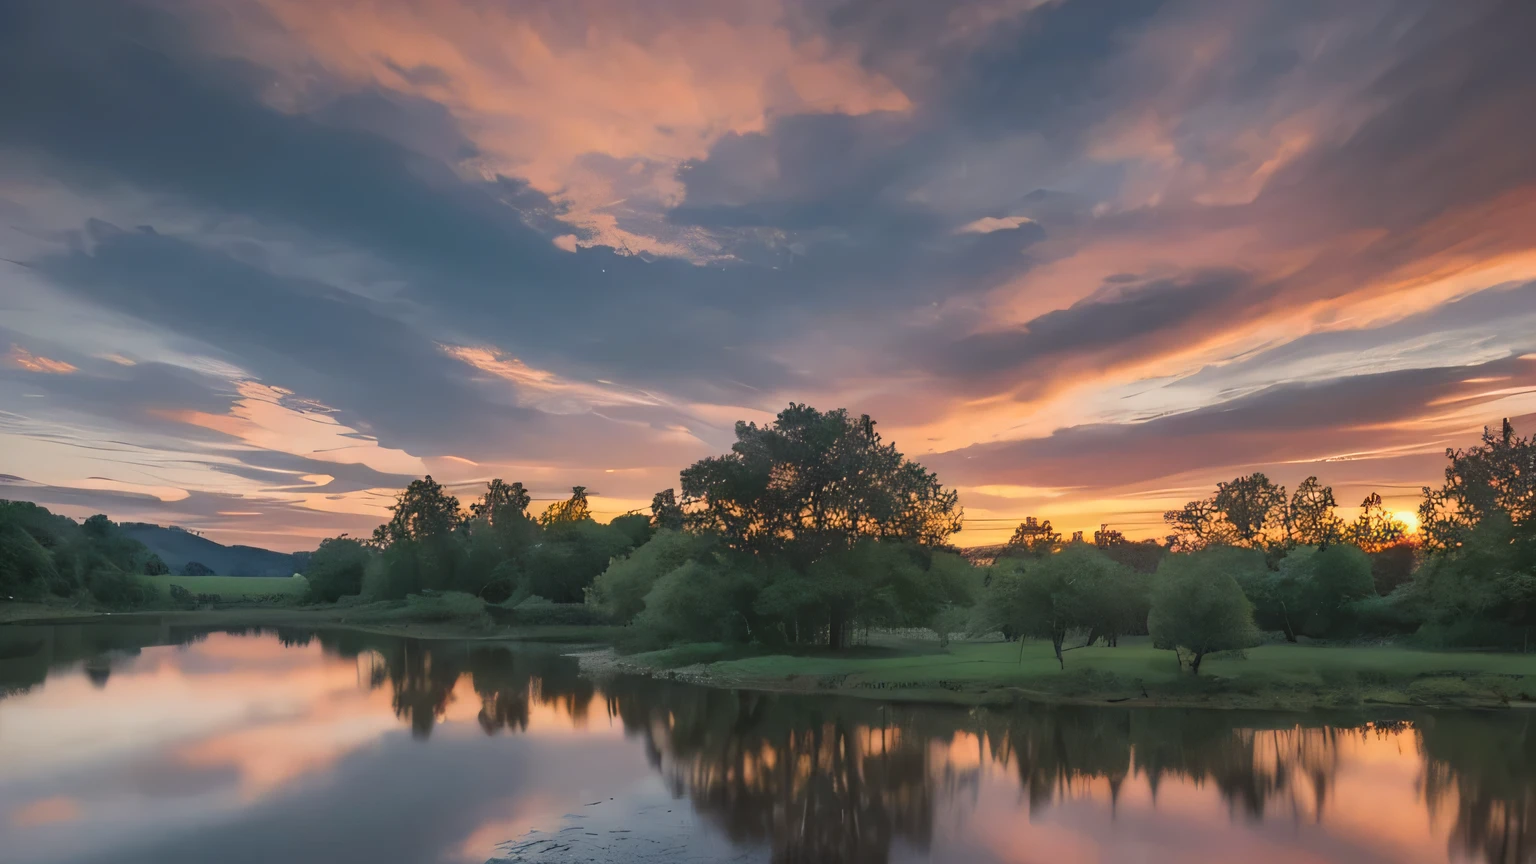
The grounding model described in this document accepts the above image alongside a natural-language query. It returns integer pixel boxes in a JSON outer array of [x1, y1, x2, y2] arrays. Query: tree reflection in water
[[4, 625, 1536, 863]]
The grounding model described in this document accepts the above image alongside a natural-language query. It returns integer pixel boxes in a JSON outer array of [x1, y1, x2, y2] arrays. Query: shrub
[[587, 530, 716, 623], [633, 561, 757, 646], [305, 536, 371, 602]]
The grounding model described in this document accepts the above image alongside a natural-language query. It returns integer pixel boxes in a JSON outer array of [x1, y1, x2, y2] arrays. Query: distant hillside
[[117, 523, 301, 577]]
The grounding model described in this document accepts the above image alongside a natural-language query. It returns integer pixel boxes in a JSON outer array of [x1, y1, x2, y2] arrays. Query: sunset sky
[[2, 0, 1534, 551]]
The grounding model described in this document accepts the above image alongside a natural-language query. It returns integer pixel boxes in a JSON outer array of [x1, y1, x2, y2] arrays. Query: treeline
[[314, 409, 1535, 660], [313, 406, 978, 649], [0, 502, 166, 606]]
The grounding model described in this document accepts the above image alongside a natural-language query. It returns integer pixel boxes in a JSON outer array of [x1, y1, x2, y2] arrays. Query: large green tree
[[679, 404, 962, 646]]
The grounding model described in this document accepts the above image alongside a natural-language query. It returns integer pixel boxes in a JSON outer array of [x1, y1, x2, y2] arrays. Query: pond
[[1, 623, 1531, 864]]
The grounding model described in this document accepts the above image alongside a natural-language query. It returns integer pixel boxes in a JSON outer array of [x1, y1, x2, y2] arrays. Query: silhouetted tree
[[1002, 517, 1061, 557], [1419, 419, 1536, 552], [1288, 476, 1344, 547], [470, 479, 532, 524], [1348, 493, 1408, 552], [372, 475, 462, 547], [650, 488, 685, 531], [540, 486, 592, 526]]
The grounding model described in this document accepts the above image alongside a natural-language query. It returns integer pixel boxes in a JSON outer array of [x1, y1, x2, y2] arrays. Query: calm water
[[1, 624, 1532, 864]]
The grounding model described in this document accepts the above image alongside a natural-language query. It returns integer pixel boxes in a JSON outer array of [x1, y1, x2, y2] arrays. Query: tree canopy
[[680, 404, 962, 566]]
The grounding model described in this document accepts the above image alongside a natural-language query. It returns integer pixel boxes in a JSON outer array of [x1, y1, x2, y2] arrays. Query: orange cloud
[[8, 796, 82, 827], [238, 0, 910, 257], [7, 345, 77, 374]]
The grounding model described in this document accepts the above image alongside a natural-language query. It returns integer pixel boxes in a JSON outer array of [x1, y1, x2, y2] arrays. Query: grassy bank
[[602, 635, 1536, 710], [143, 574, 311, 600], [0, 596, 620, 644]]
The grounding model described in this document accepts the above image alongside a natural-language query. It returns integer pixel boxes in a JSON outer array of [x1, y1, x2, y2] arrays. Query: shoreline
[[0, 602, 620, 644], [576, 639, 1536, 712], [10, 603, 1536, 712]]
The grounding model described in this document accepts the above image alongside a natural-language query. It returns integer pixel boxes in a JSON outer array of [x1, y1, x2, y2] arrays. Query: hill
[[117, 523, 301, 577]]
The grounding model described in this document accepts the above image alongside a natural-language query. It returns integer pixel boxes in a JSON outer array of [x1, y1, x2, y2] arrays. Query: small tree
[[1148, 555, 1260, 674], [1003, 517, 1062, 557], [981, 544, 1134, 668]]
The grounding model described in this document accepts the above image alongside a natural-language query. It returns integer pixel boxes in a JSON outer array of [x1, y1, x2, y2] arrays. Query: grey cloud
[[928, 356, 1536, 490], [935, 269, 1255, 390]]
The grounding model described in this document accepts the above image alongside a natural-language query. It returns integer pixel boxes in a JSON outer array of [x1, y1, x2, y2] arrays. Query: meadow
[[144, 573, 310, 600]]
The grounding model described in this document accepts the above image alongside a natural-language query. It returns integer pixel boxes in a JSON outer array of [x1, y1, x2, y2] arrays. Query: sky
[[2, 0, 1535, 552]]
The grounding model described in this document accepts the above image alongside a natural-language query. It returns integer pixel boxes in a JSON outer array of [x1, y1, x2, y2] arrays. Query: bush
[[492, 598, 611, 627], [587, 529, 716, 623], [85, 568, 156, 609], [169, 584, 195, 608], [305, 537, 371, 602], [633, 561, 758, 646]]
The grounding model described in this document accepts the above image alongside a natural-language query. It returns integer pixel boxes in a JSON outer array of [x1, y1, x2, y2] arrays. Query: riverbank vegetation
[[7, 405, 1536, 708]]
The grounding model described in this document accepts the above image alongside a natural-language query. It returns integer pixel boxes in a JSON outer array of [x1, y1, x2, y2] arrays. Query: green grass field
[[625, 636, 1536, 710], [143, 574, 310, 600]]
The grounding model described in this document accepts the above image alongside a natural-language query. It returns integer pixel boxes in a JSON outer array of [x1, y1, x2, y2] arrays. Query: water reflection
[[2, 623, 1534, 863]]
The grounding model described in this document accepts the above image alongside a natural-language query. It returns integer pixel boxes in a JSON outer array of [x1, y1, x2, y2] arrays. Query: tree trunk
[[1052, 632, 1065, 669], [1190, 651, 1204, 675], [829, 607, 846, 650], [1279, 600, 1298, 643]]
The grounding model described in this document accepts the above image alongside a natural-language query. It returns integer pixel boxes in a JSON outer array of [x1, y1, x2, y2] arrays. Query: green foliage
[[929, 604, 973, 647], [0, 501, 168, 607], [979, 544, 1144, 667], [1367, 542, 1418, 595], [1282, 544, 1376, 637], [305, 536, 372, 602], [182, 561, 214, 577], [1401, 514, 1536, 646], [147, 574, 310, 601], [677, 404, 963, 647], [632, 560, 758, 647], [495, 597, 611, 627], [0, 521, 58, 599], [1149, 552, 1260, 673], [609, 513, 654, 547], [522, 519, 635, 603], [680, 404, 961, 566], [168, 583, 195, 607], [587, 529, 716, 623]]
